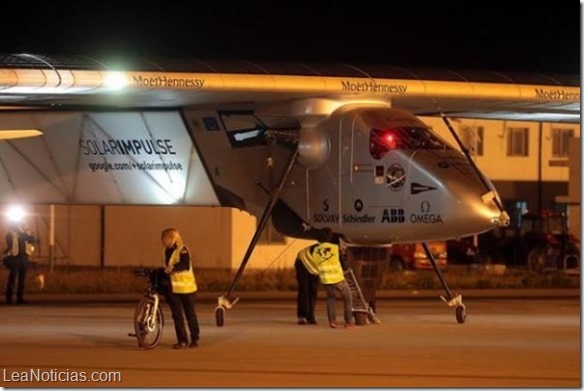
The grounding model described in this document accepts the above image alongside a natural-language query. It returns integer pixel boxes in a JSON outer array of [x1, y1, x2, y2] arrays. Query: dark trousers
[[5, 258, 27, 303], [295, 258, 319, 321], [166, 292, 199, 344]]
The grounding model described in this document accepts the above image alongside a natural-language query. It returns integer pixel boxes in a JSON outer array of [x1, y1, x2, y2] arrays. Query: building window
[[506, 127, 529, 156], [551, 128, 574, 158]]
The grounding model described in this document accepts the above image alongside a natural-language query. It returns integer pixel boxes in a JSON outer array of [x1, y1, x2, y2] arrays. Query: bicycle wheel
[[133, 296, 163, 349]]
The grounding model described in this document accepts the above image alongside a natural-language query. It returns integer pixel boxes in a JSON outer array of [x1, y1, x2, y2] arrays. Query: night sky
[[0, 1, 580, 75]]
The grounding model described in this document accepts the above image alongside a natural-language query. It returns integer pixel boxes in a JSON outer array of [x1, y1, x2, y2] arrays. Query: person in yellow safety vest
[[4, 222, 36, 305], [313, 228, 355, 329], [161, 227, 200, 349], [295, 243, 320, 325]]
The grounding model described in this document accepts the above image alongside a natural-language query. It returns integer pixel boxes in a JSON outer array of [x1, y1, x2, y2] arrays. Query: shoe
[[189, 341, 198, 348], [297, 318, 307, 325], [172, 342, 188, 349], [329, 322, 339, 329], [307, 319, 318, 325], [5, 298, 12, 305], [344, 322, 356, 329], [16, 299, 27, 305]]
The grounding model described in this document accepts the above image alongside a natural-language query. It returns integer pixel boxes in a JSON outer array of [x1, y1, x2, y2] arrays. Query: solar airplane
[[0, 54, 579, 324]]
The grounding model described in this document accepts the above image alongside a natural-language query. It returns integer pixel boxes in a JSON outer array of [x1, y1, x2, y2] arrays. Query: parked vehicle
[[483, 210, 580, 272], [389, 241, 447, 271], [447, 237, 480, 265]]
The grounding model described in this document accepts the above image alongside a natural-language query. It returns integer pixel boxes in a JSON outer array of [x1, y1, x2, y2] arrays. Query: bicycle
[[129, 268, 168, 349]]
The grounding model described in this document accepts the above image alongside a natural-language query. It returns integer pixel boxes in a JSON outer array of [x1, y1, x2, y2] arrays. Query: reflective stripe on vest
[[7, 231, 18, 256], [313, 243, 344, 284], [163, 245, 197, 294]]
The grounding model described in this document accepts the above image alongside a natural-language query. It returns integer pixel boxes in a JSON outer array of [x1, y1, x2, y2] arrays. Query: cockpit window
[[369, 127, 452, 159]]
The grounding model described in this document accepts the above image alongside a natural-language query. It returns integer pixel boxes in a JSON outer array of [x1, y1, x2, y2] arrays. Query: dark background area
[[0, 1, 580, 74]]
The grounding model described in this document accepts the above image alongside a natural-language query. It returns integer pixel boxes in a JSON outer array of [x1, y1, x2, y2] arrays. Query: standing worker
[[161, 227, 200, 349], [313, 228, 355, 329], [295, 243, 320, 325], [4, 221, 36, 305]]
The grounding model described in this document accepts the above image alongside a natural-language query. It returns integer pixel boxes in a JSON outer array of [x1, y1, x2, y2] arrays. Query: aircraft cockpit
[[369, 126, 453, 159]]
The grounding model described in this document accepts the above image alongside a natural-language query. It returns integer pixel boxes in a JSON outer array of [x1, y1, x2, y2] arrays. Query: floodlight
[[6, 205, 26, 223]]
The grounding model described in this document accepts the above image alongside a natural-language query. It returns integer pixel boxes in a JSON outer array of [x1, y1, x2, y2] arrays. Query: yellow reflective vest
[[163, 245, 197, 294], [313, 242, 344, 284], [298, 245, 319, 275], [6, 230, 35, 257]]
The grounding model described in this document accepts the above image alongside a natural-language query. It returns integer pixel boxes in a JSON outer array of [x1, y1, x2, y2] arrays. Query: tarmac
[[0, 295, 580, 387], [17, 288, 581, 304]]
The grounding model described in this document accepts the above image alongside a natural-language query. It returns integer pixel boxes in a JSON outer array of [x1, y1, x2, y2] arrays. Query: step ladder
[[344, 268, 381, 324]]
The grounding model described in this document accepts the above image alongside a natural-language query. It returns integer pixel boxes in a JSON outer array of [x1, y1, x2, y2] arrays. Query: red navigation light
[[370, 128, 400, 159], [383, 132, 397, 149]]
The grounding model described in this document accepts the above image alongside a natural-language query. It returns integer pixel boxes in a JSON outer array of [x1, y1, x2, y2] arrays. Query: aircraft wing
[[0, 54, 579, 123]]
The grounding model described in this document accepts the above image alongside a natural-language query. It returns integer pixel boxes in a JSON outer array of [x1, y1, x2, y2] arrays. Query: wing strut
[[436, 107, 509, 225], [214, 148, 299, 327]]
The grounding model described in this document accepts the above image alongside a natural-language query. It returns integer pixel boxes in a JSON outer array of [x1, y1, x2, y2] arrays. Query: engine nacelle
[[297, 127, 330, 168]]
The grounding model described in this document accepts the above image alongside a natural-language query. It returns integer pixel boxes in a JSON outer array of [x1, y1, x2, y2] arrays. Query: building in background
[[555, 140, 581, 243]]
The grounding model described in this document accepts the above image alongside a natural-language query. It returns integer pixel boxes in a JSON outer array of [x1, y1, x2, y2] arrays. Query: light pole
[[49, 205, 55, 272]]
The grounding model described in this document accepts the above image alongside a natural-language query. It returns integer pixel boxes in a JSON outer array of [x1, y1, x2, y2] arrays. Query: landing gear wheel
[[215, 306, 225, 327], [353, 312, 367, 326], [214, 149, 300, 326], [455, 305, 467, 324]]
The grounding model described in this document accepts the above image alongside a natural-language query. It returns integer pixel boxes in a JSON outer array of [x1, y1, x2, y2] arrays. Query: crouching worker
[[161, 227, 200, 349], [295, 243, 320, 325], [314, 228, 355, 329]]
